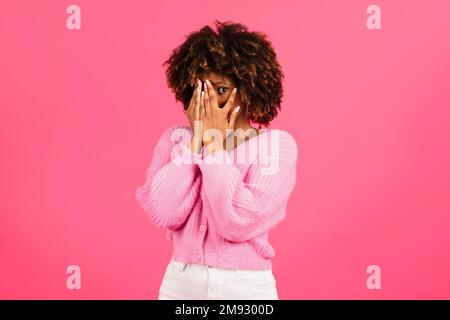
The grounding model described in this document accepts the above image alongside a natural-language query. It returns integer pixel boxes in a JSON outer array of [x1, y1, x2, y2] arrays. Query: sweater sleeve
[[197, 131, 298, 243], [135, 125, 203, 230]]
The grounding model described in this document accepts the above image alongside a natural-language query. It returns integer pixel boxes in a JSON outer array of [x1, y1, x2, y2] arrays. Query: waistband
[[169, 259, 274, 276]]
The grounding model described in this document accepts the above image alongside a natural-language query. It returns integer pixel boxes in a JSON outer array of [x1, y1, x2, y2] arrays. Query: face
[[198, 71, 244, 116]]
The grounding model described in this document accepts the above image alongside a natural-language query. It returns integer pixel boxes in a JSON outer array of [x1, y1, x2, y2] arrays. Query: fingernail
[[235, 106, 240, 112], [201, 91, 205, 97], [205, 79, 210, 87], [233, 88, 237, 93]]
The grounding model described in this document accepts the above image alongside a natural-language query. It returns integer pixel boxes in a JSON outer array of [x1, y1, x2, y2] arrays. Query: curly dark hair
[[162, 20, 284, 127]]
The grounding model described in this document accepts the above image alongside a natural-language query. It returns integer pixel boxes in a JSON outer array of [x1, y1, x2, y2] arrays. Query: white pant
[[158, 259, 279, 300]]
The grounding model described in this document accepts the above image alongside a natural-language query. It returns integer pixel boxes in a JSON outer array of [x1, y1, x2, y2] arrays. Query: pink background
[[1, 0, 449, 299]]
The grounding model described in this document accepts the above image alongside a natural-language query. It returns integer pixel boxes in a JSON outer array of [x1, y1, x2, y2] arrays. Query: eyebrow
[[208, 80, 228, 85]]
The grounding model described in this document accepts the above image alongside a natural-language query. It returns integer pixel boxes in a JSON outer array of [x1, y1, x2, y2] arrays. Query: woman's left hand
[[201, 79, 240, 154]]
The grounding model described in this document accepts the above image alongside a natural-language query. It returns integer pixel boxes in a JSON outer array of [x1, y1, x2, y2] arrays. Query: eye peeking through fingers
[[217, 87, 229, 95]]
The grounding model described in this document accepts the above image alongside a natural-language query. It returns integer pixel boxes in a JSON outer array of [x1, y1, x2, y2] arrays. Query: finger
[[228, 105, 240, 130], [194, 79, 202, 114], [194, 84, 200, 121], [188, 78, 201, 116], [195, 78, 202, 112], [223, 87, 238, 114], [193, 86, 202, 141], [200, 88, 206, 117], [188, 78, 200, 112], [204, 80, 213, 115], [205, 79, 218, 111]]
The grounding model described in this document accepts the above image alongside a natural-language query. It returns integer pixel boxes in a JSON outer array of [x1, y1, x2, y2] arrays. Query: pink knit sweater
[[135, 124, 298, 270]]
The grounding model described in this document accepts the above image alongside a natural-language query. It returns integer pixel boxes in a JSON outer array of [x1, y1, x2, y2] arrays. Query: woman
[[136, 20, 298, 300]]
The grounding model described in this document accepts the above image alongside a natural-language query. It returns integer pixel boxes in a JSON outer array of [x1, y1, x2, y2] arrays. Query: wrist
[[204, 141, 224, 155], [189, 138, 202, 154]]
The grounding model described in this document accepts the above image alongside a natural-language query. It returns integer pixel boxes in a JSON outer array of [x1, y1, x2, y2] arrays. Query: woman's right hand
[[186, 78, 203, 154]]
